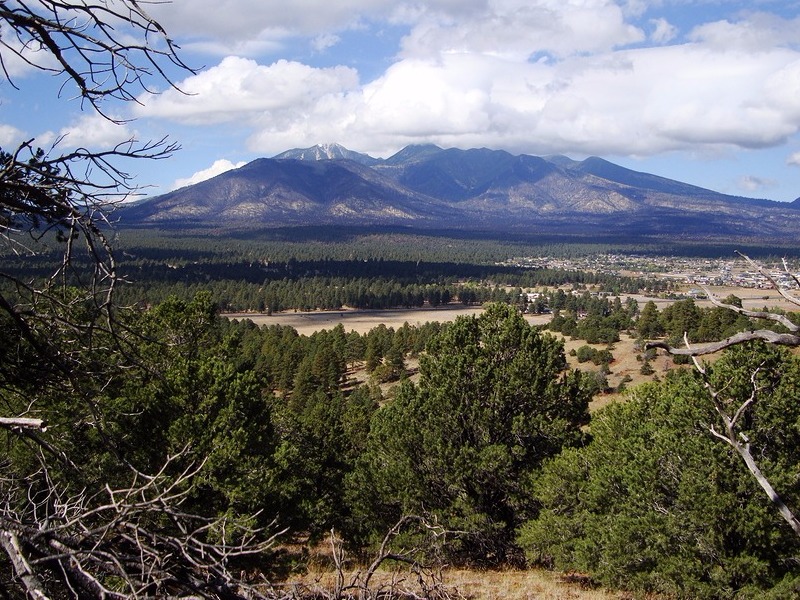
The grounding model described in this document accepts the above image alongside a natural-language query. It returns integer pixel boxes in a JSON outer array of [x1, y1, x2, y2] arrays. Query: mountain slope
[[121, 145, 800, 240], [273, 143, 380, 166], [124, 157, 453, 226]]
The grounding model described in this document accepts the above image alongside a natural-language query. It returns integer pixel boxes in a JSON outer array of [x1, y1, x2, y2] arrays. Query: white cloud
[[0, 22, 59, 78], [144, 35, 800, 161], [788, 152, 800, 167], [137, 57, 359, 125], [148, 0, 489, 45], [738, 174, 774, 193], [147, 1, 647, 60], [147, 0, 393, 54], [0, 124, 26, 146], [56, 114, 136, 150], [312, 33, 342, 52], [649, 18, 677, 44], [689, 13, 800, 52], [172, 159, 247, 190], [129, 5, 800, 163], [398, 0, 644, 61]]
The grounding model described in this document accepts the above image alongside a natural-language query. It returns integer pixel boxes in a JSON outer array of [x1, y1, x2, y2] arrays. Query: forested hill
[[120, 144, 800, 241]]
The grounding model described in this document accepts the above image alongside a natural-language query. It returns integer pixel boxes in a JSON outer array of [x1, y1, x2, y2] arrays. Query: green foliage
[[349, 303, 591, 563], [0, 290, 386, 543], [639, 359, 654, 375], [574, 345, 613, 365], [637, 300, 664, 339], [519, 342, 800, 598], [547, 292, 634, 343], [659, 298, 703, 342]]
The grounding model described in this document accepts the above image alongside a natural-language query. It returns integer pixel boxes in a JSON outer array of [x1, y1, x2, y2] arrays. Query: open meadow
[[228, 285, 795, 409], [229, 286, 793, 336]]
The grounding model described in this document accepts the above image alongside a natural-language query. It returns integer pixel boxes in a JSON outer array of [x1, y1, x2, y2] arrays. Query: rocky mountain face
[[121, 144, 800, 240], [273, 142, 381, 166]]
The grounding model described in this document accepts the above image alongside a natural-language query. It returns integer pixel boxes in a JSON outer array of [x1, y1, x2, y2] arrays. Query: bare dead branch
[[0, 417, 46, 431], [681, 336, 800, 538], [646, 330, 800, 356], [699, 283, 799, 332], [0, 530, 50, 600], [0, 450, 283, 598], [0, 0, 194, 112], [736, 251, 800, 310], [646, 252, 800, 357]]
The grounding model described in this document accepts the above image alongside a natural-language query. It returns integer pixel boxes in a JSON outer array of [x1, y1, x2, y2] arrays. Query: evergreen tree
[[349, 303, 590, 563], [519, 342, 800, 599], [637, 300, 664, 339]]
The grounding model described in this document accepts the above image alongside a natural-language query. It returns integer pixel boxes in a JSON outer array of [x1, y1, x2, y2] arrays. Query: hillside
[[121, 144, 800, 240]]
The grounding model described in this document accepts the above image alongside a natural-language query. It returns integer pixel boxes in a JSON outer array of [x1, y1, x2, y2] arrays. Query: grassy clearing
[[286, 567, 639, 600]]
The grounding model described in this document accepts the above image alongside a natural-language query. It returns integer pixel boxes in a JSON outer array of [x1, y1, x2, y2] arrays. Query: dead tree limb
[[0, 450, 283, 599], [647, 330, 800, 356], [323, 516, 463, 600], [0, 530, 50, 600], [686, 343, 800, 537], [644, 254, 800, 539], [0, 417, 46, 431], [645, 252, 800, 356]]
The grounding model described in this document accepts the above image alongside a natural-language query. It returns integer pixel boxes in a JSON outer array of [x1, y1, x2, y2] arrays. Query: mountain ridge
[[121, 144, 800, 240]]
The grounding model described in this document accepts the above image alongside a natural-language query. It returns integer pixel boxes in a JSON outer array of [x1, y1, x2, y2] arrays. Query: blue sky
[[3, 0, 800, 202]]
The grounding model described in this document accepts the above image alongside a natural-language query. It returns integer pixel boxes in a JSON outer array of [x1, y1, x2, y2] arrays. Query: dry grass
[[227, 305, 488, 336], [442, 569, 634, 600], [285, 567, 636, 599], [560, 332, 678, 412]]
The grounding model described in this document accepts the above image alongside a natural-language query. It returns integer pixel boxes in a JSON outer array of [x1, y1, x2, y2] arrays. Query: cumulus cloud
[[146, 0, 393, 54], [56, 115, 136, 150], [132, 4, 800, 163], [148, 0, 489, 45], [305, 45, 800, 157], [147, 0, 646, 59], [398, 0, 644, 61], [0, 124, 25, 146], [172, 159, 247, 190], [137, 57, 359, 125], [788, 152, 800, 167]]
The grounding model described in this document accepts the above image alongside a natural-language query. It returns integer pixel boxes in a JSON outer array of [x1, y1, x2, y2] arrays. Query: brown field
[[287, 567, 638, 599], [227, 285, 793, 410], [227, 286, 795, 337], [226, 305, 490, 335], [230, 289, 786, 598]]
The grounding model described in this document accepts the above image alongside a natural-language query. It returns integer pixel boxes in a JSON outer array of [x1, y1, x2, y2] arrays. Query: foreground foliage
[[350, 304, 591, 564], [520, 342, 800, 599]]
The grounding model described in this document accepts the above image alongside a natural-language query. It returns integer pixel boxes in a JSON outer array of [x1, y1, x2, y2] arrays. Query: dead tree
[[0, 3, 281, 597], [646, 252, 800, 537], [314, 516, 463, 600], [684, 347, 800, 537], [646, 252, 800, 357], [0, 0, 189, 112], [0, 450, 283, 599], [0, 0, 194, 424], [0, 0, 194, 378]]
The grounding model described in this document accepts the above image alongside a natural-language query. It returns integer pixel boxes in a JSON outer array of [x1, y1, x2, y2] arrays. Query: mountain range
[[121, 143, 800, 240]]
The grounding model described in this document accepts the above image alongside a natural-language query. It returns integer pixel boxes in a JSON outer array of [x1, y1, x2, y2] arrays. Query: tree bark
[[0, 417, 46, 431], [0, 530, 50, 600], [732, 441, 800, 537]]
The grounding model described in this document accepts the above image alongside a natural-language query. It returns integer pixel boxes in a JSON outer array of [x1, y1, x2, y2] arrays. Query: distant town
[[503, 253, 800, 291]]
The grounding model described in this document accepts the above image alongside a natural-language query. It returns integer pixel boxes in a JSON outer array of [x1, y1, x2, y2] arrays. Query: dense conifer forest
[[5, 3, 800, 597], [5, 225, 800, 598]]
